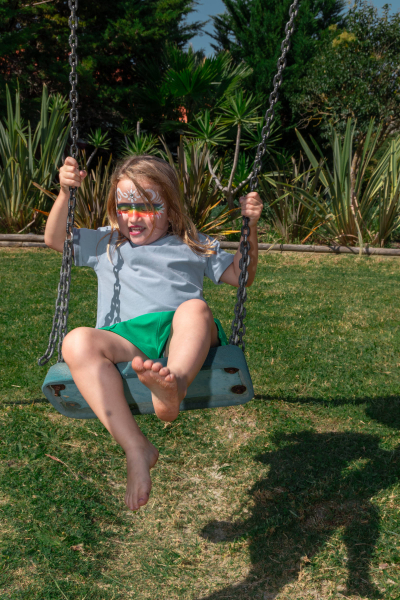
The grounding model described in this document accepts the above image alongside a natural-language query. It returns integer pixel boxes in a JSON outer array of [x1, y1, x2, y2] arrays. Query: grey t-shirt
[[73, 227, 234, 328]]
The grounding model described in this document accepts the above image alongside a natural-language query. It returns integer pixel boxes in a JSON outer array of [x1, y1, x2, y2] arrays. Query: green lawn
[[1, 248, 400, 600]]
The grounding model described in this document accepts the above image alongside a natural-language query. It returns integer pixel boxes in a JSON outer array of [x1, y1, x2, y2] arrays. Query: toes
[[151, 362, 163, 373], [165, 373, 175, 383], [144, 359, 154, 370], [126, 493, 148, 511], [132, 356, 145, 372], [159, 366, 170, 377], [138, 494, 149, 507], [125, 495, 139, 511]]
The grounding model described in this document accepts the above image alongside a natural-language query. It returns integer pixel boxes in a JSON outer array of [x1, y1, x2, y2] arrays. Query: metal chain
[[38, 0, 79, 366], [229, 0, 300, 350]]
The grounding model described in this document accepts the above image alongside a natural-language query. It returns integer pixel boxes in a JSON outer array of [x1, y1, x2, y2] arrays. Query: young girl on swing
[[45, 154, 262, 512]]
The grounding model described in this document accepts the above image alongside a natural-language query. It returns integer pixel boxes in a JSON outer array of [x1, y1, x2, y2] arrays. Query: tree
[[0, 0, 203, 138], [133, 44, 252, 135], [209, 0, 346, 147], [294, 1, 400, 152]]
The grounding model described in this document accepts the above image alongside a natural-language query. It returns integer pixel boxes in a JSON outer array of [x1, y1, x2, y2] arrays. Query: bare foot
[[132, 357, 187, 421], [125, 438, 159, 511]]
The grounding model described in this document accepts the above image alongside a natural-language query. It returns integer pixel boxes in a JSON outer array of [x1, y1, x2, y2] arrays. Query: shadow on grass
[[3, 398, 49, 405], [200, 430, 400, 599], [254, 393, 400, 431]]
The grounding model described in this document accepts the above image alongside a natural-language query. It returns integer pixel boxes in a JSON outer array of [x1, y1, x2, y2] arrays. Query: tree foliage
[[133, 45, 252, 134], [294, 1, 400, 149], [0, 0, 203, 134], [209, 0, 345, 143]]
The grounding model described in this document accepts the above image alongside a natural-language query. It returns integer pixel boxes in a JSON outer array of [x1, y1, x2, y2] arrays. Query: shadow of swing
[[198, 425, 399, 600], [254, 393, 400, 432]]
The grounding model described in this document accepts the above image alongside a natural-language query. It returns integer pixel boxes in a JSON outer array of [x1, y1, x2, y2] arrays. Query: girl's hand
[[59, 156, 87, 194], [239, 192, 263, 227]]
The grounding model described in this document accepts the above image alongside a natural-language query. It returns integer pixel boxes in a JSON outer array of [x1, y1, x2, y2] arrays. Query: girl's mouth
[[129, 226, 145, 236]]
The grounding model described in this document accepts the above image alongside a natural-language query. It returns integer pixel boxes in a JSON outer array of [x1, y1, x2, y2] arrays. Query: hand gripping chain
[[229, 0, 300, 351], [38, 0, 79, 365]]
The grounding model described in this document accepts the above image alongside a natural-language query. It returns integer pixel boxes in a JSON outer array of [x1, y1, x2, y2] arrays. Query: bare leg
[[132, 300, 219, 421], [62, 327, 159, 511]]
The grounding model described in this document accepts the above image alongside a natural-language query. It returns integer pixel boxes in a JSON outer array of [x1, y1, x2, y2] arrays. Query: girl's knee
[[176, 299, 212, 320], [62, 327, 96, 364]]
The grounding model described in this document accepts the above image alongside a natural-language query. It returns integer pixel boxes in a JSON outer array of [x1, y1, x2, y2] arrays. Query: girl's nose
[[129, 210, 141, 223]]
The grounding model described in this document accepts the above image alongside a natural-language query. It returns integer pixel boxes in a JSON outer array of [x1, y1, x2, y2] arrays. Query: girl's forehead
[[117, 178, 159, 192]]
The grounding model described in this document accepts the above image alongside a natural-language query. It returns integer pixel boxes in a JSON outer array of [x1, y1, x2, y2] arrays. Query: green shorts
[[100, 310, 228, 360]]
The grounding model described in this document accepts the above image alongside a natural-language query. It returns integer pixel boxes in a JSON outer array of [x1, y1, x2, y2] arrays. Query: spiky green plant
[[366, 137, 400, 246], [161, 136, 239, 238], [295, 119, 382, 246], [121, 132, 163, 158], [85, 128, 111, 170], [0, 84, 69, 232], [32, 150, 113, 230], [73, 151, 113, 229], [259, 155, 326, 244]]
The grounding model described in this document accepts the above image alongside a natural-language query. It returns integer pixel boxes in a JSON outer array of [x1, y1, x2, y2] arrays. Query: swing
[[38, 0, 300, 419]]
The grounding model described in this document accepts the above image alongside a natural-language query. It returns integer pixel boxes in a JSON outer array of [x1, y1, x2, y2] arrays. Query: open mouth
[[129, 226, 145, 235]]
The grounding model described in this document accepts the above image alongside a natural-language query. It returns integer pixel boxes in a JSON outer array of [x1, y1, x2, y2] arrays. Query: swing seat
[[42, 344, 254, 419]]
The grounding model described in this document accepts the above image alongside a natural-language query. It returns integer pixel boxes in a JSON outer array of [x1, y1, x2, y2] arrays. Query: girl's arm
[[219, 192, 263, 288], [44, 157, 86, 252]]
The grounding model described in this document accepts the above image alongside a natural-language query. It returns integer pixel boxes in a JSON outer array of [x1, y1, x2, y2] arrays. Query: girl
[[45, 154, 262, 512]]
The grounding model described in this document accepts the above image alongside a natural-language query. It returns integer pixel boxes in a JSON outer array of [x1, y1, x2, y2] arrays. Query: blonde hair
[[106, 154, 216, 256]]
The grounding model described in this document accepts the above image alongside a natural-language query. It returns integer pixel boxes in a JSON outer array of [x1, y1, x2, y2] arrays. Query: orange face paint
[[115, 186, 166, 219]]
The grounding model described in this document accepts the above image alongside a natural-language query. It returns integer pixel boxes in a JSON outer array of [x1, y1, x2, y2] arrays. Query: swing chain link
[[38, 0, 79, 366], [229, 0, 300, 351]]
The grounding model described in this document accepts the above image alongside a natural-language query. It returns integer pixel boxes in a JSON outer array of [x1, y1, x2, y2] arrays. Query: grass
[[1, 247, 400, 599]]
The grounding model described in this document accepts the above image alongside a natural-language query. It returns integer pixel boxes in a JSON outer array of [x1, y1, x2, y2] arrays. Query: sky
[[185, 0, 399, 56]]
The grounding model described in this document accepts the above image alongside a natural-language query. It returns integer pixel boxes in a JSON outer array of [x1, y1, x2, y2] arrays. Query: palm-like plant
[[0, 84, 69, 232], [188, 90, 263, 211], [121, 132, 163, 158], [85, 128, 111, 170], [134, 45, 253, 129], [116, 120, 136, 147], [243, 118, 281, 153], [161, 136, 239, 237]]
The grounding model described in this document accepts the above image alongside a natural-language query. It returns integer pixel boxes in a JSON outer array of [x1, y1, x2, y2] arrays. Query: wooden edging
[[0, 233, 47, 248], [220, 241, 400, 256], [1, 234, 400, 256]]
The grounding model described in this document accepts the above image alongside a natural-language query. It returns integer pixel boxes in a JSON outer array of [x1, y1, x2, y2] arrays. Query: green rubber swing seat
[[42, 344, 254, 419]]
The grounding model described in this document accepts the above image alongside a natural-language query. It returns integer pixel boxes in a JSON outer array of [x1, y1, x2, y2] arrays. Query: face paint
[[116, 185, 165, 219]]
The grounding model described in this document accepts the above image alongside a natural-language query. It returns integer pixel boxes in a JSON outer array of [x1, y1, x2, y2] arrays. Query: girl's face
[[115, 178, 169, 245]]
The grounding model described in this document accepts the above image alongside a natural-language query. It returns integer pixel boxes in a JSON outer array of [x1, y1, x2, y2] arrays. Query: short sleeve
[[203, 237, 234, 285], [73, 227, 111, 269]]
